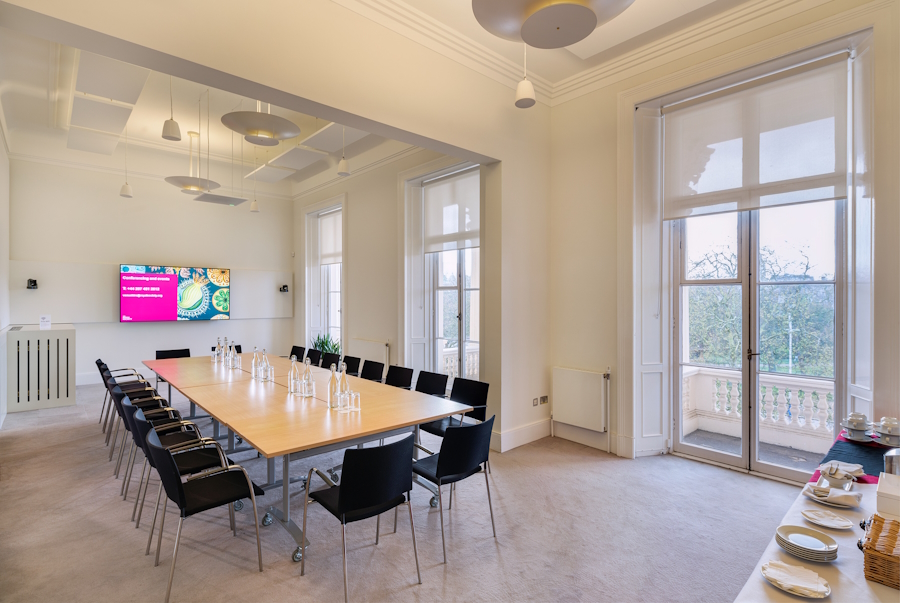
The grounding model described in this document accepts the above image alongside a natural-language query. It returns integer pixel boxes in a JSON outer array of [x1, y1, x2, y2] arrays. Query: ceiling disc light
[[165, 130, 220, 193], [222, 101, 301, 147], [472, 0, 635, 49], [120, 125, 133, 198], [161, 75, 182, 141]]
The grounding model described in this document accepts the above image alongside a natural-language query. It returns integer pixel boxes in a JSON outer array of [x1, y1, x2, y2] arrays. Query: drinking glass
[[234, 355, 242, 370], [211, 353, 217, 363], [338, 392, 351, 413], [350, 392, 360, 412], [267, 366, 275, 382]]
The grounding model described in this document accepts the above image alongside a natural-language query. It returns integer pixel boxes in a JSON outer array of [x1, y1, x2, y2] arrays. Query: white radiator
[[350, 338, 390, 366], [551, 366, 611, 450], [6, 324, 77, 412]]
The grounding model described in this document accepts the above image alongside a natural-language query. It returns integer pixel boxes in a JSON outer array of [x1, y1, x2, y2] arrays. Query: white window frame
[[305, 195, 345, 351]]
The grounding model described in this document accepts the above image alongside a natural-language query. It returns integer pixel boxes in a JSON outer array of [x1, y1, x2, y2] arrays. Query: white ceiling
[[0, 27, 377, 185], [339, 0, 750, 84]]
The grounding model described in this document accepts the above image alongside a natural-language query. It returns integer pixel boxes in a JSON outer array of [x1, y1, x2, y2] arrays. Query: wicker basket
[[862, 514, 900, 590]]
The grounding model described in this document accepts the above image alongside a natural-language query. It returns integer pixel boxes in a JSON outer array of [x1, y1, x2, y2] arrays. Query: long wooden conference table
[[143, 353, 471, 561]]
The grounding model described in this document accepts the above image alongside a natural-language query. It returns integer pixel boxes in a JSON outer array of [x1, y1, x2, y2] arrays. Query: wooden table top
[[143, 356, 471, 458]]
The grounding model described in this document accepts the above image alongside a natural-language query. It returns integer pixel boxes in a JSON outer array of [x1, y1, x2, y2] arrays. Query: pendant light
[[473, 0, 635, 49], [165, 93, 220, 193], [222, 100, 301, 147], [161, 75, 182, 141], [515, 44, 536, 109], [119, 125, 133, 198], [337, 127, 350, 177]]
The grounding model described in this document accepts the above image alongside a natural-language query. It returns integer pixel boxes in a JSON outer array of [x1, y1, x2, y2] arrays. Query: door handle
[[747, 348, 761, 360]]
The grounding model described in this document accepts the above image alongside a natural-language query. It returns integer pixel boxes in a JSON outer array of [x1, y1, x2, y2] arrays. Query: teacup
[[879, 417, 899, 435], [847, 412, 868, 429], [879, 433, 900, 447]]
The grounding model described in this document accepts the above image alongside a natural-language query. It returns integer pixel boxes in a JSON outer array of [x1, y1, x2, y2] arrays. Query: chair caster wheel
[[292, 547, 303, 562], [261, 512, 274, 527], [430, 496, 438, 508], [236, 436, 243, 445], [329, 471, 339, 484], [233, 500, 243, 511]]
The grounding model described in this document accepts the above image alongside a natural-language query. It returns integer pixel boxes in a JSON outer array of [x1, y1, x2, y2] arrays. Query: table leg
[[213, 420, 220, 439], [282, 454, 290, 523], [267, 458, 275, 485], [227, 428, 235, 453]]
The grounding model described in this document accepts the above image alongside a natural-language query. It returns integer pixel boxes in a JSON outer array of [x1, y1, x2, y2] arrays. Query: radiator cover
[[6, 324, 76, 412]]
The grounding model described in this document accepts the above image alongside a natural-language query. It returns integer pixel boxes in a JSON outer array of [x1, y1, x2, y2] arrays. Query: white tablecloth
[[735, 484, 896, 602]]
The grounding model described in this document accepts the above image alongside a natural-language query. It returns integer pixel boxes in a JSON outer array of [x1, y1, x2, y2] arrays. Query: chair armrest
[[305, 467, 338, 489], [172, 439, 228, 467], [142, 406, 178, 416], [153, 420, 201, 437], [108, 368, 142, 376], [413, 442, 435, 456]]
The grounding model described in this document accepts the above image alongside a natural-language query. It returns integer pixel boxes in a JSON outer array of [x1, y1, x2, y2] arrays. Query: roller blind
[[663, 60, 848, 220], [423, 168, 479, 253], [319, 209, 342, 265]]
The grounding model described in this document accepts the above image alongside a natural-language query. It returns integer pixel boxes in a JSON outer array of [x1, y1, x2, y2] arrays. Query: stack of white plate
[[839, 420, 875, 442], [776, 525, 838, 563]]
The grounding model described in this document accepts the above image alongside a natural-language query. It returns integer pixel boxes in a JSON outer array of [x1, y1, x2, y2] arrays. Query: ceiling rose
[[472, 0, 635, 49]]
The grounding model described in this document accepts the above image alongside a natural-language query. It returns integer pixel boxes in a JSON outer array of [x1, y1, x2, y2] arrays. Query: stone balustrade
[[682, 366, 835, 454]]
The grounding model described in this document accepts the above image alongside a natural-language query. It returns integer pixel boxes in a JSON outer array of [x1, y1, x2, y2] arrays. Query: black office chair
[[412, 417, 496, 563], [359, 360, 385, 382], [342, 356, 361, 377], [145, 428, 264, 603], [322, 352, 341, 371], [98, 360, 155, 433], [105, 378, 167, 463], [420, 378, 490, 438], [301, 435, 421, 602], [290, 346, 306, 361], [414, 371, 448, 396], [384, 365, 414, 389], [96, 359, 147, 429], [305, 348, 322, 367]]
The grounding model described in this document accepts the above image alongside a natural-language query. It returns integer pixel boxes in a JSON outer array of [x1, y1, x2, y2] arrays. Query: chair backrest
[[132, 409, 158, 468], [436, 416, 495, 480], [449, 378, 490, 422], [342, 356, 361, 376], [384, 365, 414, 389], [156, 348, 191, 360], [322, 353, 341, 371], [338, 435, 413, 519], [415, 370, 448, 396], [234, 344, 242, 354], [305, 349, 322, 367], [145, 429, 187, 511], [290, 346, 305, 361], [359, 360, 385, 382]]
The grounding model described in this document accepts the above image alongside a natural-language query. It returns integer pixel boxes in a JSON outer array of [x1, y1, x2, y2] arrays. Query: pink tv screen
[[119, 265, 230, 323]]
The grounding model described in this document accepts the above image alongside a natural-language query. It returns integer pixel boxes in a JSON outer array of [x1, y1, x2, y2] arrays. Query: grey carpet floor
[[0, 384, 799, 602]]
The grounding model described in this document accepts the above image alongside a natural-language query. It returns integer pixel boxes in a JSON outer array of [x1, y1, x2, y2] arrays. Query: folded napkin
[[818, 460, 865, 477], [762, 560, 828, 598], [803, 483, 863, 507]]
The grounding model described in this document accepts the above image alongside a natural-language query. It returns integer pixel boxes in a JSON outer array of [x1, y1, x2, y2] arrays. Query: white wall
[[8, 157, 295, 384], [292, 144, 446, 366], [0, 132, 9, 426], [550, 0, 900, 455]]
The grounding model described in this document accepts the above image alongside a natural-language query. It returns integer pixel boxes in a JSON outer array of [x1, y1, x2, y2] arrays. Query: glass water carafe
[[339, 362, 350, 394], [302, 358, 314, 398], [260, 349, 270, 380], [251, 346, 259, 379], [289, 356, 301, 393], [328, 364, 339, 408]]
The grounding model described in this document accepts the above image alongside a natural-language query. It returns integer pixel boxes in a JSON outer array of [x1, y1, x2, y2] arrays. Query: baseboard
[[495, 418, 551, 453], [552, 421, 612, 453]]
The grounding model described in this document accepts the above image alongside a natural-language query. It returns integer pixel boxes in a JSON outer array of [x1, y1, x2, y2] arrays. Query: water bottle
[[215, 337, 222, 362], [302, 358, 314, 398], [339, 362, 350, 395], [228, 343, 236, 369], [261, 348, 270, 380], [328, 364, 338, 408], [251, 346, 259, 379], [223, 337, 229, 363], [289, 356, 300, 393]]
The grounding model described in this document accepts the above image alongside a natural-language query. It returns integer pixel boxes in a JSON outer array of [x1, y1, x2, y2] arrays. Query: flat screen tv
[[120, 265, 230, 322]]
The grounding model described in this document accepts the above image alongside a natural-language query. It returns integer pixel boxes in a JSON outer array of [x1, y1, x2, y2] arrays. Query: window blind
[[423, 168, 479, 253], [319, 209, 342, 265], [663, 60, 847, 220]]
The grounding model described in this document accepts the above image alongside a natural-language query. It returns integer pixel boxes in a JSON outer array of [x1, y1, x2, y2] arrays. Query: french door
[[432, 248, 480, 386], [674, 201, 841, 482]]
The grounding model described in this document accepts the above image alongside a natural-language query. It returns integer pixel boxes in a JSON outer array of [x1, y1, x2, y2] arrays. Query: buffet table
[[735, 483, 896, 602]]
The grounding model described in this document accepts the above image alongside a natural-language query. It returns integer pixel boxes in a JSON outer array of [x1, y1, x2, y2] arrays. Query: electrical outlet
[[540, 395, 549, 405], [533, 398, 538, 406]]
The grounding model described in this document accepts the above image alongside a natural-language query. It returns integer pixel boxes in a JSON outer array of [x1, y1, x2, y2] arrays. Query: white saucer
[[841, 429, 877, 442], [840, 420, 873, 431]]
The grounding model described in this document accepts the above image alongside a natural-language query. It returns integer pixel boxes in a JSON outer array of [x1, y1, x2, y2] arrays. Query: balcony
[[440, 344, 479, 380], [681, 366, 835, 472]]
